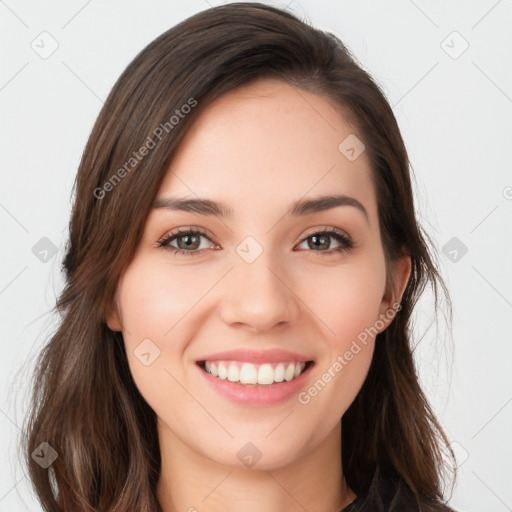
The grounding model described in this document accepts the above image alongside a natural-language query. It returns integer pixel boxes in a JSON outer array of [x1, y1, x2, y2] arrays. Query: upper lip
[[196, 349, 314, 364]]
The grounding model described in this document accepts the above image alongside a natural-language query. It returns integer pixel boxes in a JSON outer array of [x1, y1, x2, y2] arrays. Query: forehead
[[158, 78, 377, 223]]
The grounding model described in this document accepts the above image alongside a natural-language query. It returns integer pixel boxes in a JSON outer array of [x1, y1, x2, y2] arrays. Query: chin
[[204, 435, 310, 472]]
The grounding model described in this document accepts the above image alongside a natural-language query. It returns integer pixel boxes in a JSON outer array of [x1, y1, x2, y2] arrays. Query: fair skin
[[107, 78, 411, 512]]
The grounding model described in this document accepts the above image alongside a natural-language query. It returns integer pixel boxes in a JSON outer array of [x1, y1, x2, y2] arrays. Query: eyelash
[[156, 227, 355, 257]]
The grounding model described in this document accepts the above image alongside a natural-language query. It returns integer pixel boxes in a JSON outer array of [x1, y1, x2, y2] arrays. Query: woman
[[22, 3, 457, 511]]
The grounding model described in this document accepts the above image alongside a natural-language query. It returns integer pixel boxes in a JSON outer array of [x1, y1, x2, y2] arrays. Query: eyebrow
[[152, 194, 369, 222]]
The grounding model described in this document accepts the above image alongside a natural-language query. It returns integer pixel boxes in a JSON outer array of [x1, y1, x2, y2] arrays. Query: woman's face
[[107, 78, 409, 470]]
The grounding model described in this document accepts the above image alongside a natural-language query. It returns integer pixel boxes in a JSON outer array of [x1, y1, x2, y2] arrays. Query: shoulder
[[342, 474, 457, 512]]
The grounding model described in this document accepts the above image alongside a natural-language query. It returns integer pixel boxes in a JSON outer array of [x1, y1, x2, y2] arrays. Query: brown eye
[[296, 229, 354, 254], [157, 228, 214, 256], [174, 233, 201, 250]]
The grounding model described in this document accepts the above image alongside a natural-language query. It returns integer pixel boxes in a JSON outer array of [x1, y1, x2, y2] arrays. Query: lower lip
[[197, 362, 314, 406]]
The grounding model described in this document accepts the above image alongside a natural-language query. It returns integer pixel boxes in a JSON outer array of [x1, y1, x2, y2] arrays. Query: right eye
[[157, 228, 217, 256]]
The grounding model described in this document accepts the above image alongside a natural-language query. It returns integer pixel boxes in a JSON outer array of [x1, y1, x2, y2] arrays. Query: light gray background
[[1, 1, 511, 511]]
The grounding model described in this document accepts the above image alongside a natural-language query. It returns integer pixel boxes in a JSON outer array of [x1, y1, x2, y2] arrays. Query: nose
[[219, 249, 300, 333]]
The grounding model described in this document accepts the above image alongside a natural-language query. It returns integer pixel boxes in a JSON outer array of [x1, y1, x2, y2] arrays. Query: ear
[[377, 253, 411, 331], [106, 297, 123, 332]]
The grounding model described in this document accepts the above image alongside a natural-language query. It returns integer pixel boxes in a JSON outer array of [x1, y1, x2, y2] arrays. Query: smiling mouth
[[196, 360, 315, 386]]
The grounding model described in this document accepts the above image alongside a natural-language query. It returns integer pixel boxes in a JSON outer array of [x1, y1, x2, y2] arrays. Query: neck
[[156, 420, 356, 512]]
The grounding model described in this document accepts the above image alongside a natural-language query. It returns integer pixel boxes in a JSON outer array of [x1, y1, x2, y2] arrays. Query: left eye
[[157, 228, 354, 257], [296, 229, 354, 253]]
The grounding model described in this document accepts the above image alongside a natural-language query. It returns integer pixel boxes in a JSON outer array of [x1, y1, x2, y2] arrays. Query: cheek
[[118, 259, 217, 344], [297, 258, 385, 414], [301, 256, 387, 344], [116, 260, 212, 395]]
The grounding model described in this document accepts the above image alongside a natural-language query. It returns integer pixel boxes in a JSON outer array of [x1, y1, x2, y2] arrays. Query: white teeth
[[240, 363, 258, 384], [227, 364, 239, 382], [274, 363, 285, 383], [257, 364, 274, 385], [284, 362, 295, 381], [202, 360, 307, 385], [218, 362, 228, 380]]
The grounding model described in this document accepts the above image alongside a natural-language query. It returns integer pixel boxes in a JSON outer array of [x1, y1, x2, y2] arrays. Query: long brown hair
[[21, 3, 456, 510]]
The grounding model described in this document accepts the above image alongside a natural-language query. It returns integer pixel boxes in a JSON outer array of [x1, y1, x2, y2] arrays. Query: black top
[[340, 471, 456, 512]]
